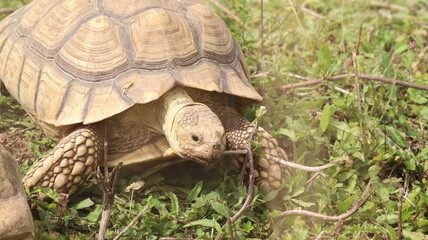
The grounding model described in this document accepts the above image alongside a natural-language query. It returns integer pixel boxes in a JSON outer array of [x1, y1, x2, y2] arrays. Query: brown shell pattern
[[0, 0, 262, 126]]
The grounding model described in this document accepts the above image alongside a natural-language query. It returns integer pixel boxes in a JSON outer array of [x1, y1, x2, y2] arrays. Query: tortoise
[[0, 0, 289, 195]]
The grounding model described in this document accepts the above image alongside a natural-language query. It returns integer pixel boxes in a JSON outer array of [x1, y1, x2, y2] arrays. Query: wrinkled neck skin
[[146, 88, 226, 162]]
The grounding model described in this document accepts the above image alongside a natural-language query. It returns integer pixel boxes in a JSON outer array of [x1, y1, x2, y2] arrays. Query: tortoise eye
[[192, 135, 200, 142]]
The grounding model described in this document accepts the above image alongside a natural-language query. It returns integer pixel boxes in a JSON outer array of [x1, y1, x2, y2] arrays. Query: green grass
[[1, 0, 428, 239]]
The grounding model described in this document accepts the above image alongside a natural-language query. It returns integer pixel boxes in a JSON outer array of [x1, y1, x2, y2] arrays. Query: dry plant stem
[[223, 150, 247, 156], [112, 204, 150, 240], [278, 73, 428, 92], [205, 0, 251, 32], [397, 188, 404, 240], [301, 3, 325, 20], [159, 238, 198, 240], [287, 0, 303, 28], [274, 178, 373, 221], [215, 125, 258, 240], [314, 231, 325, 240], [267, 154, 346, 172], [229, 145, 255, 223], [98, 141, 123, 240], [370, 1, 408, 11], [257, 0, 264, 72], [0, 8, 14, 15], [353, 23, 367, 145]]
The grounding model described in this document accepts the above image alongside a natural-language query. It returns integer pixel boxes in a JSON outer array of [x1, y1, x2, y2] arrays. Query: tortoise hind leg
[[23, 127, 102, 195], [219, 108, 291, 190]]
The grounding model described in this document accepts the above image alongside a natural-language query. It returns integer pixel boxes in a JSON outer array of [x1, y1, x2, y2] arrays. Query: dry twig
[[278, 73, 428, 92], [0, 8, 14, 15], [274, 177, 374, 221], [257, 0, 264, 72], [98, 140, 123, 240], [215, 124, 258, 239], [287, 0, 303, 28], [112, 204, 150, 240], [397, 188, 404, 240], [353, 22, 367, 146], [267, 154, 347, 172], [370, 1, 408, 12], [205, 0, 251, 32]]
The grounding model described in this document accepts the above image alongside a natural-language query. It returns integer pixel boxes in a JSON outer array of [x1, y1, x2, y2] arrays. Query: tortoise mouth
[[189, 155, 222, 166]]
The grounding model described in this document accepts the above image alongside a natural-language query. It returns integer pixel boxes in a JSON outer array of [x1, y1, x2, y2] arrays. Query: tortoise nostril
[[213, 142, 220, 149]]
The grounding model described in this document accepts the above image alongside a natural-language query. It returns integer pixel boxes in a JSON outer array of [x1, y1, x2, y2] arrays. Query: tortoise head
[[167, 104, 226, 165]]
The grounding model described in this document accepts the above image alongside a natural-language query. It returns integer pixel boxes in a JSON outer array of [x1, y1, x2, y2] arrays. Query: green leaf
[[402, 230, 427, 240], [291, 199, 315, 208], [421, 107, 428, 121], [169, 191, 179, 213], [386, 126, 408, 147], [386, 224, 397, 240], [86, 204, 102, 222], [210, 201, 227, 217], [184, 219, 223, 233], [317, 44, 332, 71], [187, 181, 202, 202], [277, 128, 297, 141], [319, 104, 331, 134], [71, 198, 94, 210], [404, 157, 416, 171], [407, 88, 428, 104], [33, 186, 59, 202]]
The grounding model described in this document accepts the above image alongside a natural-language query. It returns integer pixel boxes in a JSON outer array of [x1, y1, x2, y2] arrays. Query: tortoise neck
[[160, 88, 195, 136]]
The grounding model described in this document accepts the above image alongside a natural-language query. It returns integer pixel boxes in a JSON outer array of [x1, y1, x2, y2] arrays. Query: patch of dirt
[[0, 128, 46, 164]]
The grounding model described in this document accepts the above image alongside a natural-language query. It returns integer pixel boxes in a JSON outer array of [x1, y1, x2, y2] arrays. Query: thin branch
[[314, 231, 325, 240], [287, 0, 303, 28], [229, 126, 257, 223], [0, 8, 14, 15], [397, 188, 404, 240], [274, 177, 373, 221], [353, 22, 367, 145], [370, 1, 408, 12], [223, 150, 247, 156], [277, 73, 428, 92], [205, 0, 251, 32], [266, 155, 347, 172], [112, 204, 150, 240], [216, 124, 259, 240], [98, 138, 123, 240], [256, 0, 264, 72], [301, 3, 326, 21]]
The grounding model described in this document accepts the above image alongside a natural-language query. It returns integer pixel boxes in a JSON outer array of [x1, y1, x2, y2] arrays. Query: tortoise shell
[[0, 0, 261, 127]]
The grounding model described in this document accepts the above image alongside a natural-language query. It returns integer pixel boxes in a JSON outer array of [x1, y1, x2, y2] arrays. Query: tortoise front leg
[[219, 109, 290, 190], [23, 127, 102, 195]]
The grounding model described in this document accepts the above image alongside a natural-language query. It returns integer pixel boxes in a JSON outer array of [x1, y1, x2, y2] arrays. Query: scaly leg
[[23, 127, 102, 195], [218, 108, 291, 190]]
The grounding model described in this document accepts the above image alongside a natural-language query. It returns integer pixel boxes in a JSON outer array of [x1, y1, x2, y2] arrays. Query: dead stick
[[112, 204, 150, 240], [277, 73, 428, 92], [353, 23, 367, 145], [370, 1, 408, 11], [397, 188, 404, 240], [98, 161, 123, 240], [274, 177, 373, 221], [0, 8, 14, 15], [230, 125, 257, 223], [267, 155, 347, 172], [223, 150, 247, 156], [98, 135, 123, 240], [205, 0, 251, 32], [215, 124, 258, 240], [257, 0, 264, 72]]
